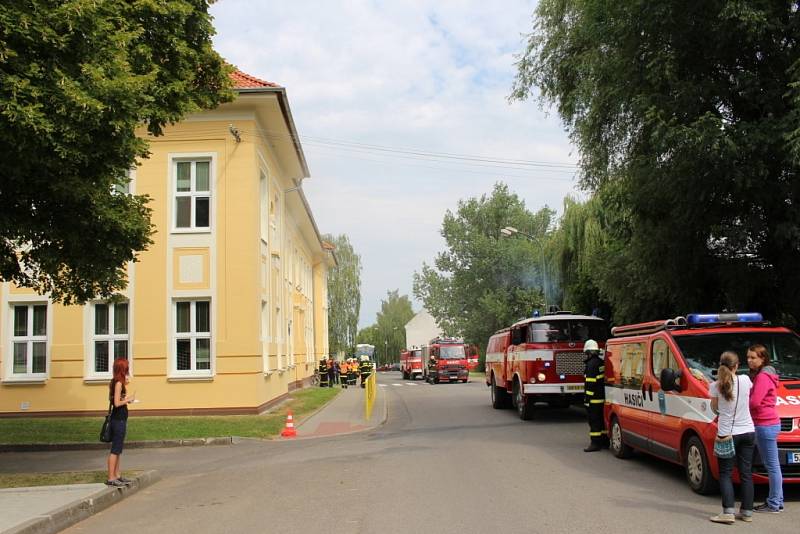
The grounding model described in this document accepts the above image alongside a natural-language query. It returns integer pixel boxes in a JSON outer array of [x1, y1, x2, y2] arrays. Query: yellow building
[[0, 69, 335, 416]]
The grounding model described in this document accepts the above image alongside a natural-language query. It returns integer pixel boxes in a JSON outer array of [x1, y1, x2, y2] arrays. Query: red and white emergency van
[[422, 337, 469, 384], [400, 347, 424, 380], [605, 312, 800, 494], [485, 312, 608, 420]]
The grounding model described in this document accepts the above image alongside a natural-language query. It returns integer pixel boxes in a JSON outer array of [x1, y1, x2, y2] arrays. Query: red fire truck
[[605, 312, 800, 494], [422, 337, 470, 384], [400, 347, 424, 380], [467, 344, 480, 371], [485, 312, 608, 420]]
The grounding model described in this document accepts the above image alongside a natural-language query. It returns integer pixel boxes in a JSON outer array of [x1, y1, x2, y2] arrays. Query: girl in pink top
[[747, 344, 783, 513]]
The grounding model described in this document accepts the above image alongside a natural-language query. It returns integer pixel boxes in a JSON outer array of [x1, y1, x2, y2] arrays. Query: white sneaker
[[709, 513, 735, 524]]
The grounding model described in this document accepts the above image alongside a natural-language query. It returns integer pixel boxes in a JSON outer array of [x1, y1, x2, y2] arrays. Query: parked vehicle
[[423, 337, 469, 384], [605, 312, 800, 494], [400, 348, 424, 380], [485, 312, 608, 420], [467, 344, 480, 371]]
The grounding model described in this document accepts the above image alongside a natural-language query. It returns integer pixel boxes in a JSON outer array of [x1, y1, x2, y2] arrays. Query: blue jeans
[[718, 432, 754, 514], [755, 424, 783, 509]]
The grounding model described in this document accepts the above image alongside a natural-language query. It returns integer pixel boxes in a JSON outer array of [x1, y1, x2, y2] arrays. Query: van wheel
[[684, 435, 718, 495], [609, 417, 633, 459], [513, 379, 534, 420], [491, 375, 510, 409]]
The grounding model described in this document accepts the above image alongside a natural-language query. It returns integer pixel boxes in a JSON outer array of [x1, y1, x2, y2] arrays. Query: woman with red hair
[[106, 358, 135, 487]]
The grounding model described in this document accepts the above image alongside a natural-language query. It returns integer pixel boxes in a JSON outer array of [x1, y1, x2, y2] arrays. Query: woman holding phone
[[106, 357, 135, 487]]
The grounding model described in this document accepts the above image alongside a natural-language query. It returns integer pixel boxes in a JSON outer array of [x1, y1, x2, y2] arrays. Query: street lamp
[[501, 226, 549, 311]]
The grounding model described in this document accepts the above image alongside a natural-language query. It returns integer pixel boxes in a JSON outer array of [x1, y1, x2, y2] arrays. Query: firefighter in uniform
[[359, 356, 372, 388], [583, 339, 607, 452], [348, 358, 357, 387], [340, 360, 349, 389], [427, 355, 437, 383], [318, 358, 329, 388]]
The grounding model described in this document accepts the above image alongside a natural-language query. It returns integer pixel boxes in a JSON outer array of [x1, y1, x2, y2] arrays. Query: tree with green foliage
[[324, 234, 362, 357], [414, 183, 554, 361], [374, 290, 414, 364], [0, 0, 233, 304], [514, 1, 800, 325]]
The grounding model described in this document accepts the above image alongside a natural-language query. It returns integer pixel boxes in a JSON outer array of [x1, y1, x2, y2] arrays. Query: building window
[[10, 304, 48, 377], [260, 171, 269, 242], [174, 159, 211, 231], [92, 302, 129, 375], [174, 300, 211, 373]]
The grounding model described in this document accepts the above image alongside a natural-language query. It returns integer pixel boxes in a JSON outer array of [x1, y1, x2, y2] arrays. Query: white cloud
[[211, 0, 581, 328]]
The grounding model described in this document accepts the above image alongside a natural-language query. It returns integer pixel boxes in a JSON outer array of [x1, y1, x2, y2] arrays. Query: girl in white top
[[708, 351, 755, 524]]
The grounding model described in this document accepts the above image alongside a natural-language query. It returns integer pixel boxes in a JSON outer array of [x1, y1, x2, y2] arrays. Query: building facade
[[0, 70, 334, 416], [404, 309, 442, 349]]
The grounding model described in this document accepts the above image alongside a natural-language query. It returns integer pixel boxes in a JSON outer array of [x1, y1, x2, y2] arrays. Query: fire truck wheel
[[684, 435, 718, 495], [513, 379, 534, 420], [609, 417, 634, 459], [491, 375, 510, 409]]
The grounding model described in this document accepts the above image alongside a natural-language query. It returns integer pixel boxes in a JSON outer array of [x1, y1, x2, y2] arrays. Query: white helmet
[[584, 339, 600, 353], [360, 355, 369, 362]]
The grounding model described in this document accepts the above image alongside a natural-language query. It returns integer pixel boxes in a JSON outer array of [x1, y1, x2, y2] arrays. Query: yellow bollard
[[364, 370, 377, 421]]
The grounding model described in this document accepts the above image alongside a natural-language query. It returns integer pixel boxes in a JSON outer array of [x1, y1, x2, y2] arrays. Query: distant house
[[0, 69, 335, 416], [404, 309, 443, 349]]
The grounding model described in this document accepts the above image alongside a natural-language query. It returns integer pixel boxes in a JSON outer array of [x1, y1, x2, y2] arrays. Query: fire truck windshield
[[528, 320, 608, 343], [411, 350, 422, 358], [673, 332, 800, 380], [439, 345, 466, 359]]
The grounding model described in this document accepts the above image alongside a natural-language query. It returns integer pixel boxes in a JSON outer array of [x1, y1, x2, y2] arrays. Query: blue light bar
[[686, 312, 763, 325]]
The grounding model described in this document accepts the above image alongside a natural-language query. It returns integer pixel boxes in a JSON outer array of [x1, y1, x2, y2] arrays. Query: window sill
[[167, 375, 214, 382], [171, 228, 212, 235], [2, 377, 47, 385], [84, 377, 112, 384]]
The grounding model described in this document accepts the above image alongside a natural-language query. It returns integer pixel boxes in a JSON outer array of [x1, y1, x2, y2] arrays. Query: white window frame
[[7, 302, 49, 381], [171, 299, 213, 377], [171, 155, 214, 233], [87, 301, 130, 379]]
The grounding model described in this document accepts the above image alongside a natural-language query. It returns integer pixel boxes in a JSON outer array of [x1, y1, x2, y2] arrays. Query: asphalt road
[[46, 371, 799, 533]]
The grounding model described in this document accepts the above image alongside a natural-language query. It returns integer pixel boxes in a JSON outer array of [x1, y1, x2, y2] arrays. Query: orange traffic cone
[[281, 410, 297, 438]]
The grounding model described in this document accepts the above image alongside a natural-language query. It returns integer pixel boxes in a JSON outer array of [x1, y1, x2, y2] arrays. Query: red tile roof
[[229, 68, 280, 89]]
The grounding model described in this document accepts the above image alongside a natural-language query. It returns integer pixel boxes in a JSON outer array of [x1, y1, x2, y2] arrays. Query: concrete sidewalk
[[295, 381, 386, 438], [0, 383, 386, 533], [0, 471, 159, 534]]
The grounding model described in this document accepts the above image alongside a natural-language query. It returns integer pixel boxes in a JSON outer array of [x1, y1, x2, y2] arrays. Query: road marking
[[378, 384, 388, 388], [392, 383, 404, 387], [406, 383, 419, 386]]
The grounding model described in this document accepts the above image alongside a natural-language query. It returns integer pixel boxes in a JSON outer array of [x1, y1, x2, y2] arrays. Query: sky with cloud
[[210, 0, 584, 328]]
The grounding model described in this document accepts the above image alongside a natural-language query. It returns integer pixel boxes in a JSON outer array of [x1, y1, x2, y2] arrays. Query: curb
[[0, 437, 233, 453], [4, 470, 160, 534]]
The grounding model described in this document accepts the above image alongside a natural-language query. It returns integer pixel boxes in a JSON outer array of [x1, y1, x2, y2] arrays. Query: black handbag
[[100, 401, 114, 443]]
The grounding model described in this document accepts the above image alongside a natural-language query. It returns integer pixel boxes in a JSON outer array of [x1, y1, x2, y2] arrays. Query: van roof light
[[686, 312, 763, 325]]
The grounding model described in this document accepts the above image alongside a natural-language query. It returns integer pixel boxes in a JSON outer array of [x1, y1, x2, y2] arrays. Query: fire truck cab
[[486, 312, 608, 420], [422, 337, 469, 384], [605, 312, 800, 494], [400, 347, 424, 380]]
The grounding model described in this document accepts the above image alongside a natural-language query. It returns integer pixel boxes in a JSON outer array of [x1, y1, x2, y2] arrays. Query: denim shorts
[[109, 419, 127, 455]]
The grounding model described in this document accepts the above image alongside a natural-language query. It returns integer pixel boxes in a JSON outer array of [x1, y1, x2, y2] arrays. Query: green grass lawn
[[0, 386, 339, 445]]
